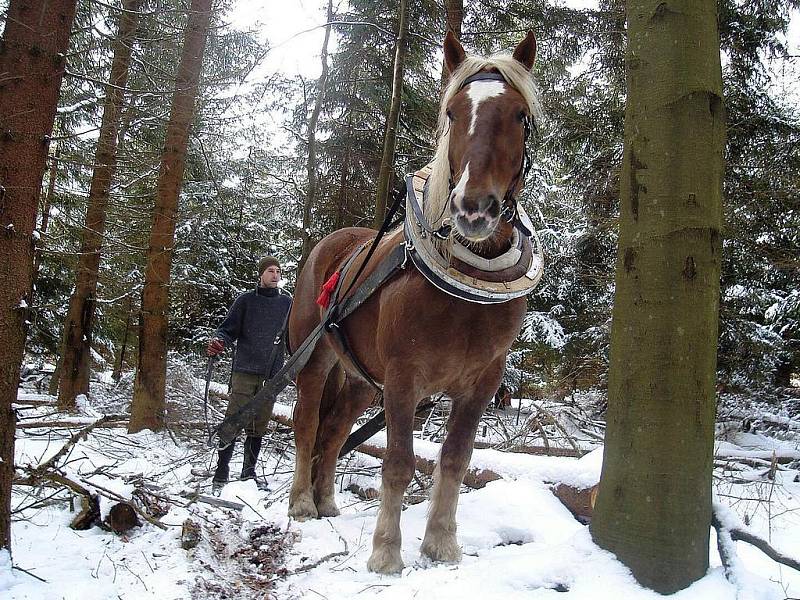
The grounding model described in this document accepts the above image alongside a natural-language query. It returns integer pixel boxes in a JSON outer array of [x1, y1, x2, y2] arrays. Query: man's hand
[[207, 338, 225, 356]]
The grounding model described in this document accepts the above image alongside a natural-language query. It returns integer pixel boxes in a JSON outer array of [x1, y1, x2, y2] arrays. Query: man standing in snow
[[206, 256, 292, 490]]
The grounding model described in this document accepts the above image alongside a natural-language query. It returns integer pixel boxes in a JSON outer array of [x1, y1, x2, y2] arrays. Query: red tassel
[[316, 271, 341, 308]]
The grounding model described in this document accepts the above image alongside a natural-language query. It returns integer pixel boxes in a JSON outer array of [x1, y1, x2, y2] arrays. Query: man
[[207, 256, 292, 490]]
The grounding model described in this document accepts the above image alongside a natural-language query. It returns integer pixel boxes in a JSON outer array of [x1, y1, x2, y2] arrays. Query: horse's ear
[[512, 30, 537, 71], [444, 30, 467, 75]]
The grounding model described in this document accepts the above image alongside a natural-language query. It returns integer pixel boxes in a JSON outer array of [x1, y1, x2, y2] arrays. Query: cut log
[[552, 483, 598, 521], [105, 502, 141, 534]]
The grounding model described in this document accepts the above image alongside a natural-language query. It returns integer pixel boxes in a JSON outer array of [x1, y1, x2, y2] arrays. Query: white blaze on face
[[466, 80, 506, 136]]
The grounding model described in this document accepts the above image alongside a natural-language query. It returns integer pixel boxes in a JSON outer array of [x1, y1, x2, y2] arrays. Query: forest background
[[6, 0, 799, 405]]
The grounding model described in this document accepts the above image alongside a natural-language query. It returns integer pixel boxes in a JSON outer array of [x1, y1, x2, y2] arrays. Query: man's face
[[260, 265, 281, 288]]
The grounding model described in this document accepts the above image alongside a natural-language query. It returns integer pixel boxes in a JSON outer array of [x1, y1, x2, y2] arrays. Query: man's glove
[[207, 338, 225, 356]]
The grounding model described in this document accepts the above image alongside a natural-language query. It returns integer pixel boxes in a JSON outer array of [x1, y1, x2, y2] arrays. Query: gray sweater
[[215, 287, 292, 377]]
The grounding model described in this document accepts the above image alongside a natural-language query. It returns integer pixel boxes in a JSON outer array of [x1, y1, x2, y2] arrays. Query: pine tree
[[0, 0, 78, 555], [298, 0, 334, 274], [58, 0, 142, 410], [373, 0, 409, 228], [129, 0, 213, 433]]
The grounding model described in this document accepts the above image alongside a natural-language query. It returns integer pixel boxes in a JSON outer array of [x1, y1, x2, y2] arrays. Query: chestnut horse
[[287, 31, 541, 574]]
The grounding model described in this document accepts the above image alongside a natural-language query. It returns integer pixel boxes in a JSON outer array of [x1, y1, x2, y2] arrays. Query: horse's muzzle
[[450, 194, 501, 241]]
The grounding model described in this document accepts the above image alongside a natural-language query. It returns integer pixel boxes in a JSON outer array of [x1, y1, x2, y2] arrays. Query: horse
[[287, 31, 542, 575]]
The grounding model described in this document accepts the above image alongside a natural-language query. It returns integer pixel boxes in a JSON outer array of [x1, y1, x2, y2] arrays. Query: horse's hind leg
[[288, 345, 337, 521], [312, 373, 376, 517], [367, 375, 419, 574], [421, 367, 501, 563]]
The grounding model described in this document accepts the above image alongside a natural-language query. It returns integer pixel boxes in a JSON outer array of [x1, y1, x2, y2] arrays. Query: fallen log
[[13, 398, 57, 407], [16, 420, 127, 430], [552, 483, 598, 521], [193, 494, 245, 511], [473, 441, 583, 458]]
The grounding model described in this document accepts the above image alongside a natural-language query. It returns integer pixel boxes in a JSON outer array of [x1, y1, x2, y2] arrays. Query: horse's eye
[[518, 111, 528, 122], [446, 109, 454, 121]]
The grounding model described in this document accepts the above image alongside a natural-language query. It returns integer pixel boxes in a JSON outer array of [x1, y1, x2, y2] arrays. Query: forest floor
[[3, 358, 800, 599]]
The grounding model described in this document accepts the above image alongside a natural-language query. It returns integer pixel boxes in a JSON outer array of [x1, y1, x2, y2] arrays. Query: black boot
[[212, 442, 235, 485], [240, 436, 263, 483]]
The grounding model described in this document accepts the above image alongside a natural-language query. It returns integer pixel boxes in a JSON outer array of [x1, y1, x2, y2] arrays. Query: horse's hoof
[[367, 548, 404, 575], [315, 497, 340, 518], [288, 495, 318, 521], [420, 534, 462, 563]]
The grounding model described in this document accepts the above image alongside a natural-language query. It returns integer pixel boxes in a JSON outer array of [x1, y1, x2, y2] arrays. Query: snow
[[5, 383, 800, 600]]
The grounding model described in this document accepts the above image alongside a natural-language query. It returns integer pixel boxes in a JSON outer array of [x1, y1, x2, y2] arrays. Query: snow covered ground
[[3, 371, 800, 600]]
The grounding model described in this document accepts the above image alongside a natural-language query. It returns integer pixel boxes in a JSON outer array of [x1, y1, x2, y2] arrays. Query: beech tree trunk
[[441, 0, 464, 87], [58, 0, 141, 410], [129, 0, 212, 433], [372, 0, 409, 230], [298, 0, 333, 275], [0, 0, 78, 555], [590, 0, 725, 593]]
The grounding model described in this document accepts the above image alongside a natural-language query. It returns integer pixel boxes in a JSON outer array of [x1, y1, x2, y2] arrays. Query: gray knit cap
[[258, 255, 280, 276]]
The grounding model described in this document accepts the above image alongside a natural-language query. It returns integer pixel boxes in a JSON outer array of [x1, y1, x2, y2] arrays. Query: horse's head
[[434, 32, 538, 243]]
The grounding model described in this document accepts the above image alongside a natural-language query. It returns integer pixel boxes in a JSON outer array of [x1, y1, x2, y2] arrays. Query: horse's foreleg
[[421, 388, 493, 563], [313, 375, 376, 517], [288, 348, 336, 521], [367, 387, 417, 575]]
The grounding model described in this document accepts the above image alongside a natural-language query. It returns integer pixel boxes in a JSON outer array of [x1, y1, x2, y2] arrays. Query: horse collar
[[404, 167, 544, 304]]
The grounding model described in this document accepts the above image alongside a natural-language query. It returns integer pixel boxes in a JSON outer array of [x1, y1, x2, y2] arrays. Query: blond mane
[[425, 53, 543, 229]]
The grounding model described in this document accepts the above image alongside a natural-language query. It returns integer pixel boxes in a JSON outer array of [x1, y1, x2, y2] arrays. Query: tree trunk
[[0, 0, 78, 555], [31, 145, 61, 314], [590, 0, 725, 593], [58, 0, 141, 410], [440, 0, 464, 87], [298, 0, 334, 275], [112, 294, 134, 382], [372, 0, 409, 230], [129, 0, 212, 433], [333, 65, 362, 230]]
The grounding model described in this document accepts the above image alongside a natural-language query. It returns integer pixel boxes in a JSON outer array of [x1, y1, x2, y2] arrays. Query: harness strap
[[460, 71, 508, 87], [328, 323, 383, 394], [405, 176, 452, 239], [338, 396, 438, 458], [322, 238, 372, 324]]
